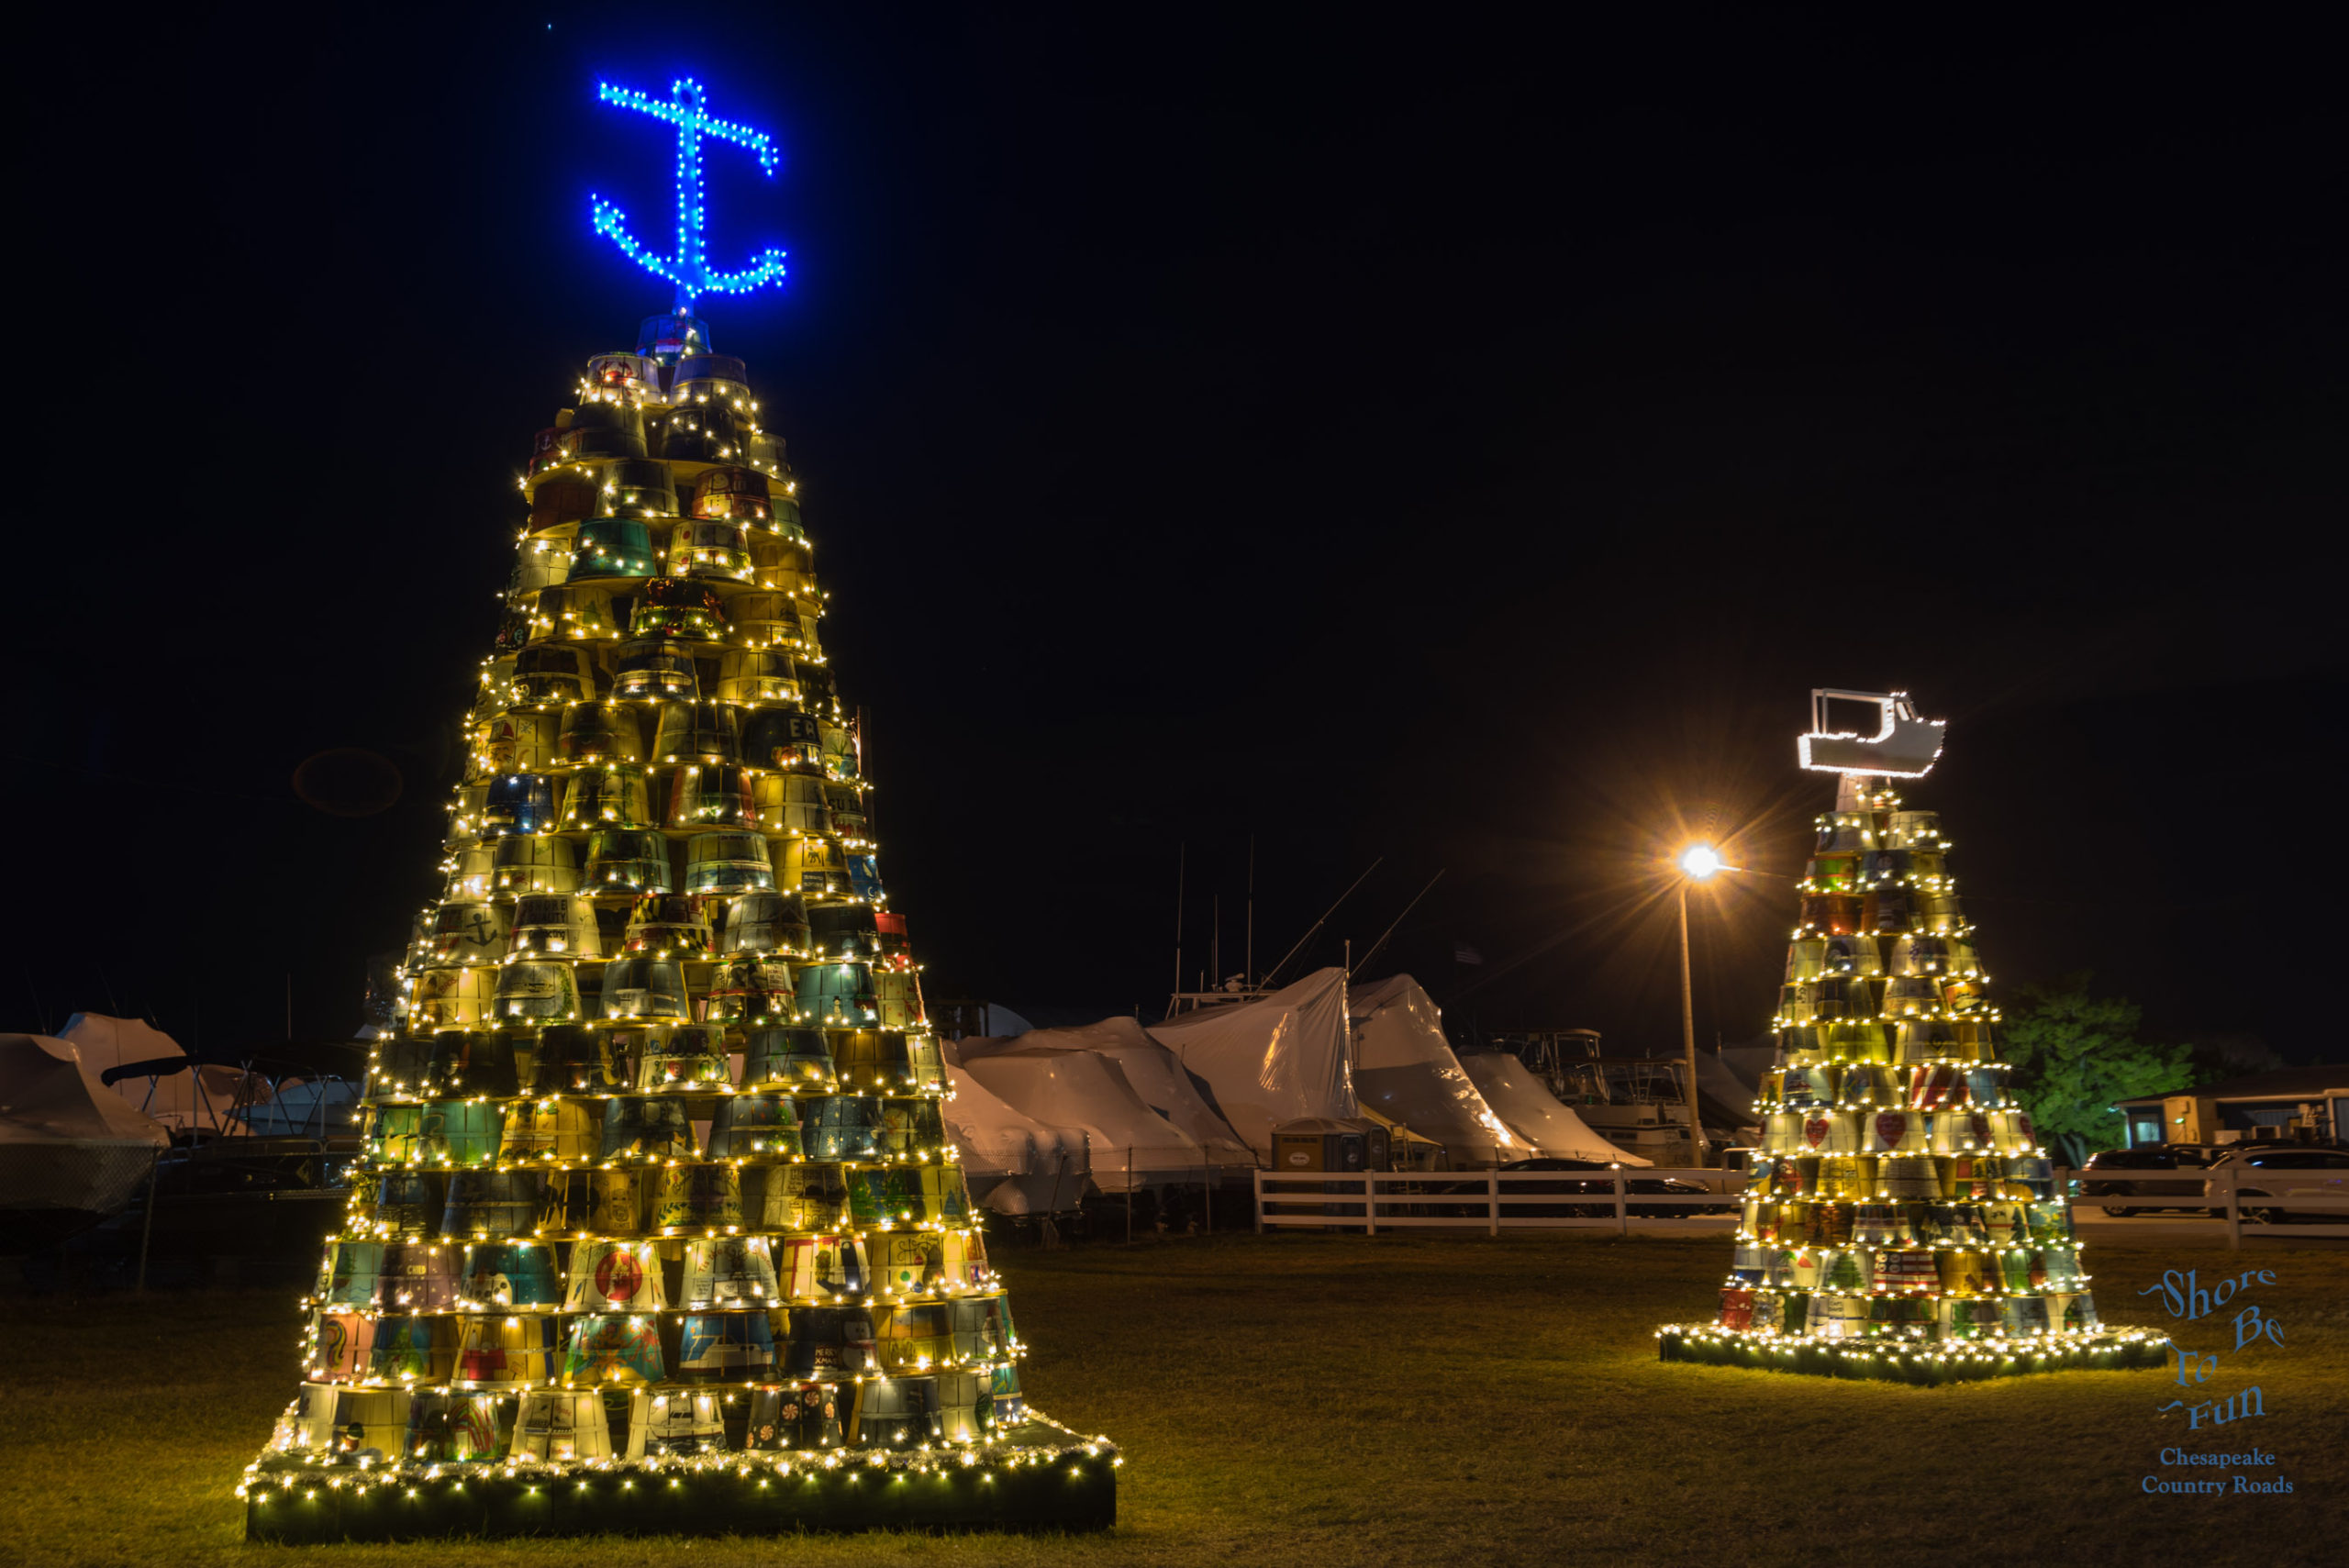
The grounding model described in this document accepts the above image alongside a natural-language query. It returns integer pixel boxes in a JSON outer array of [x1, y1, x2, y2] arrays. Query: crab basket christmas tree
[[1655, 690, 2171, 1384], [241, 78, 1116, 1540]]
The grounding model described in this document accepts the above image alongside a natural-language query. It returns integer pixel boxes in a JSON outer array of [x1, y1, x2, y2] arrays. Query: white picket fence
[[2057, 1162, 2349, 1246], [2202, 1164, 2349, 1246], [1252, 1167, 1739, 1235], [1252, 1163, 2349, 1248]]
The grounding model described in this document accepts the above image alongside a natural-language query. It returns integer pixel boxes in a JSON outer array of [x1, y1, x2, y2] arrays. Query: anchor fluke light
[[591, 77, 789, 311], [1797, 688, 1947, 778]]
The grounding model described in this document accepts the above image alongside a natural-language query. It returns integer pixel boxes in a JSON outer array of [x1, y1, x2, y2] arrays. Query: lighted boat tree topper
[[1797, 689, 1947, 778], [592, 77, 790, 313], [1652, 688, 2175, 1382]]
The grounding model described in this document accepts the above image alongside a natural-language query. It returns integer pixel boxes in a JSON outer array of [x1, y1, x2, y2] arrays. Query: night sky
[[14, 8, 2342, 1065]]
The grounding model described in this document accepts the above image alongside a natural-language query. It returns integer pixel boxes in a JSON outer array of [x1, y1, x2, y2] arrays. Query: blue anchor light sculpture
[[592, 77, 789, 315]]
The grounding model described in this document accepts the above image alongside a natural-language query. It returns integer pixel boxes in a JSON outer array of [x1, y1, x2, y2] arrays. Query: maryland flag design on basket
[[244, 280, 1115, 1538], [1656, 693, 2172, 1384]]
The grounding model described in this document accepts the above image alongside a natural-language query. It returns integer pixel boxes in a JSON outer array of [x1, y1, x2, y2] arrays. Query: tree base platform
[[244, 1431, 1117, 1541], [1656, 1324, 2171, 1384]]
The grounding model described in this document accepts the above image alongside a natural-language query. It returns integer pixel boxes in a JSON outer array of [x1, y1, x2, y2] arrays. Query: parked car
[[2077, 1145, 2217, 1215], [2202, 1147, 2349, 1224], [1496, 1157, 1726, 1218]]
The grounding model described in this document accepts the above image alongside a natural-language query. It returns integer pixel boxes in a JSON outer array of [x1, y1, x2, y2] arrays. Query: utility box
[[1271, 1118, 1391, 1174]]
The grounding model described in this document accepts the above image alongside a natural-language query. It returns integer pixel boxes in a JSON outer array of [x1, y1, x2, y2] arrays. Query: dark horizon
[[11, 7, 2341, 1063]]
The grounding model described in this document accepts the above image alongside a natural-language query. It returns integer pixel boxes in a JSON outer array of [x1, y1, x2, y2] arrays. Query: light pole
[[1676, 843, 1723, 1167]]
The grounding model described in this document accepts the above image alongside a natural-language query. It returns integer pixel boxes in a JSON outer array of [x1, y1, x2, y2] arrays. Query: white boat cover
[[1149, 967, 1356, 1156], [1457, 1051, 1652, 1165], [977, 1004, 1035, 1038], [58, 1012, 266, 1135], [1348, 975, 1523, 1167], [239, 1078, 362, 1137], [1692, 1049, 1765, 1132], [941, 1063, 1090, 1215], [961, 1016, 1253, 1170], [1716, 1044, 1776, 1096], [0, 1033, 172, 1221], [957, 1045, 1206, 1193], [54, 1012, 185, 1077]]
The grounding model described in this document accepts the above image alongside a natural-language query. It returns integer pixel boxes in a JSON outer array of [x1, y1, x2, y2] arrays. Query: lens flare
[[1678, 843, 1723, 880]]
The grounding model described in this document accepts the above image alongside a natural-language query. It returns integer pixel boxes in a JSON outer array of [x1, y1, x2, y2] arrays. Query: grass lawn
[[4, 1229, 2342, 1567]]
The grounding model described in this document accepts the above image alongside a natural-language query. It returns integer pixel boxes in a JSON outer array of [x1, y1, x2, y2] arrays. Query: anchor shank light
[[592, 77, 790, 310]]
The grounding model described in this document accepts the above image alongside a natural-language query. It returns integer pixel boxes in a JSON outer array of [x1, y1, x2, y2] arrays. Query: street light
[[1678, 844, 1723, 881], [1675, 843, 1726, 1167]]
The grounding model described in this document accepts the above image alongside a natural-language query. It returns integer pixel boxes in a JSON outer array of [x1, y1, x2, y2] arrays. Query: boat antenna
[[22, 966, 50, 1036], [1350, 869, 1445, 978], [1245, 835, 1255, 989], [1260, 857, 1383, 991], [1167, 844, 1186, 1017]]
